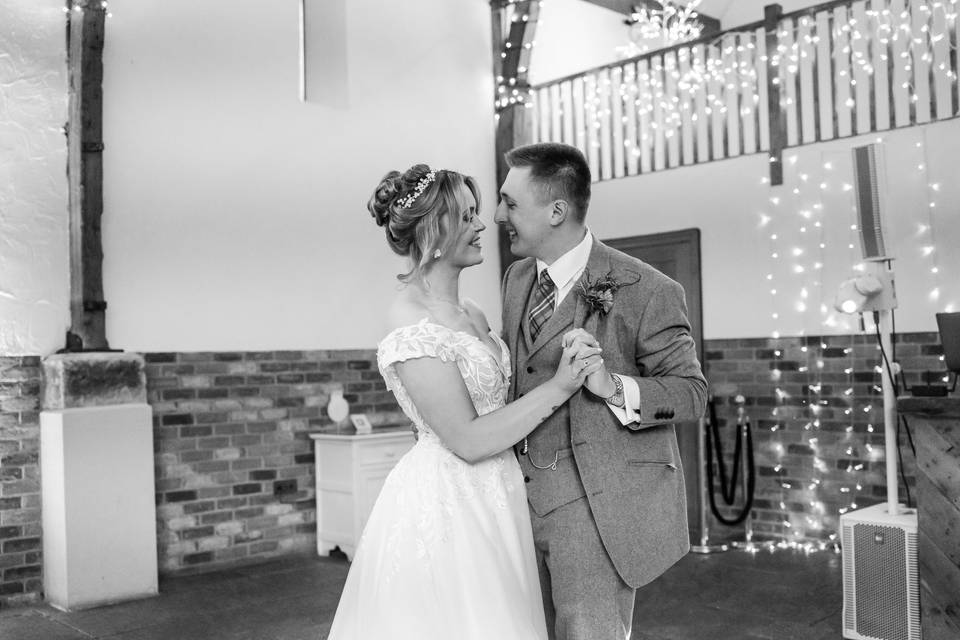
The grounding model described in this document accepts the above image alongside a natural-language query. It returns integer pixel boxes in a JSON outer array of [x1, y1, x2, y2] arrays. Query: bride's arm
[[395, 340, 601, 464]]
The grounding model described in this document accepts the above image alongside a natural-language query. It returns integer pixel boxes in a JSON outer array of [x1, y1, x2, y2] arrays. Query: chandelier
[[617, 0, 706, 58]]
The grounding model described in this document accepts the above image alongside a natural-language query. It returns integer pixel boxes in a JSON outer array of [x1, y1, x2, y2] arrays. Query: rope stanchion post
[[730, 397, 756, 550], [690, 414, 730, 554], [695, 394, 757, 553]]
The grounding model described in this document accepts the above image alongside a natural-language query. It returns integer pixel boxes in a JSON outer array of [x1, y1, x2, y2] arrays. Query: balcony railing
[[522, 0, 959, 183]]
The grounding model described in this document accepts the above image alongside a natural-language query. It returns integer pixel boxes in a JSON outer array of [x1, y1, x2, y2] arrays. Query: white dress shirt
[[537, 230, 642, 425]]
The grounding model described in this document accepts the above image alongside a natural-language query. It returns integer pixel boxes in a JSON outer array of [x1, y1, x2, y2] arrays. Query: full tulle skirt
[[326, 436, 547, 640]]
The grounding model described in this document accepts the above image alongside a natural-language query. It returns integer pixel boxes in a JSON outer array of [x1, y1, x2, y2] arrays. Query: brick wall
[[146, 349, 404, 574], [703, 332, 945, 547], [0, 357, 42, 606], [1, 333, 950, 606]]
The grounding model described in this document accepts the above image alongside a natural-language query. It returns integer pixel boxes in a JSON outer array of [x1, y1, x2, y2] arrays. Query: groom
[[496, 142, 707, 640]]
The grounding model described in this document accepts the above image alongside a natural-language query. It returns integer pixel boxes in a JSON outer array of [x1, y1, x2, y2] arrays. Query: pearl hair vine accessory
[[396, 169, 439, 209]]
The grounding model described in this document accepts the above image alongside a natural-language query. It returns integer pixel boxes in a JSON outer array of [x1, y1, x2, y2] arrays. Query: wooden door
[[604, 229, 704, 542]]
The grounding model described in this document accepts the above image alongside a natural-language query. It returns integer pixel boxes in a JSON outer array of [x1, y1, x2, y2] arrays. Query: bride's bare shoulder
[[385, 294, 431, 332], [460, 298, 491, 332]]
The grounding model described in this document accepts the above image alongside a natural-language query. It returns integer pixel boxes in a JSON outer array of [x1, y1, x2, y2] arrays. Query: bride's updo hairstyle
[[368, 164, 481, 283]]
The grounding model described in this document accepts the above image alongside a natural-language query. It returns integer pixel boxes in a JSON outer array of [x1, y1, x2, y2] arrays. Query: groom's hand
[[561, 328, 599, 350], [562, 329, 616, 398]]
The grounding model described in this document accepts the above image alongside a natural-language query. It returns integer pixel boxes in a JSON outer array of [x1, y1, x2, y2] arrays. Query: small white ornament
[[326, 387, 350, 424]]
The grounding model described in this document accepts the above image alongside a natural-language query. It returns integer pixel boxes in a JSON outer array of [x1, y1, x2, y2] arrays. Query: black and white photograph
[[1, 0, 959, 638]]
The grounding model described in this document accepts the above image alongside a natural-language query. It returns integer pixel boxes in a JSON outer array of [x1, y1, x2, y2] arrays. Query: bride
[[325, 165, 603, 639]]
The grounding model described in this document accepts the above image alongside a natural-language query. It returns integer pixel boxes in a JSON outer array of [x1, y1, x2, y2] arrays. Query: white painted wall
[[5, 0, 956, 354], [528, 0, 628, 86], [100, 0, 500, 352], [0, 1, 69, 356], [587, 121, 960, 338]]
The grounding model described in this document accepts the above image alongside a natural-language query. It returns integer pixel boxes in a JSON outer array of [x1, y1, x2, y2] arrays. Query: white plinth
[[41, 404, 158, 610]]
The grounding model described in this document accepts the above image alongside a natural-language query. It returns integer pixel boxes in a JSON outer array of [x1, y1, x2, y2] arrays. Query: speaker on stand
[[835, 143, 920, 640]]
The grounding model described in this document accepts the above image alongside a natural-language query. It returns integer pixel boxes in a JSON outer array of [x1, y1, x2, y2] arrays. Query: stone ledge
[[42, 352, 147, 410]]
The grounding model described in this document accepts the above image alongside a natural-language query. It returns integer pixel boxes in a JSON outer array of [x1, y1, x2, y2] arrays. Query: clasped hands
[[559, 328, 618, 398]]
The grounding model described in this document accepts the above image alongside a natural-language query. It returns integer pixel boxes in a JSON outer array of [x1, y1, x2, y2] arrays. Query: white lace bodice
[[377, 318, 511, 443]]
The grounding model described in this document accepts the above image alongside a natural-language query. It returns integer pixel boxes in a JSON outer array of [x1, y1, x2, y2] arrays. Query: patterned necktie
[[528, 269, 556, 342]]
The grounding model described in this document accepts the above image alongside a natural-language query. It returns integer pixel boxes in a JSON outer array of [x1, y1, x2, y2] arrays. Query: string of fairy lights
[[754, 124, 954, 554], [521, 0, 959, 163], [495, 0, 542, 110], [756, 154, 836, 553]]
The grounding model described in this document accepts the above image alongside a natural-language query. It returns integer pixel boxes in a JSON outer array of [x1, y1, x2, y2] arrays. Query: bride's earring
[[433, 249, 442, 259]]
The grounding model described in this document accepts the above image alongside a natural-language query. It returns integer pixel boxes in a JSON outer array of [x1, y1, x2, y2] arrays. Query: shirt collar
[[536, 229, 593, 291]]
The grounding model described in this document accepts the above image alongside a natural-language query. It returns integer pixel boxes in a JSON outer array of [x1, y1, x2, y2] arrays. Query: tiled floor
[[0, 547, 842, 639]]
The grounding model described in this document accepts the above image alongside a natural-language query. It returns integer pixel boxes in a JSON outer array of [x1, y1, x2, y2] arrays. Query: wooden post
[[764, 4, 785, 186], [491, 0, 539, 275], [66, 1, 109, 351]]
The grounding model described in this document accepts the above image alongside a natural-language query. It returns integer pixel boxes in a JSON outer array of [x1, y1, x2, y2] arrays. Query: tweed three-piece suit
[[502, 237, 708, 639]]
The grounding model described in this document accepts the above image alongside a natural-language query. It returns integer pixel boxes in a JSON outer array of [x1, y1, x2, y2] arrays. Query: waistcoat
[[514, 281, 587, 516]]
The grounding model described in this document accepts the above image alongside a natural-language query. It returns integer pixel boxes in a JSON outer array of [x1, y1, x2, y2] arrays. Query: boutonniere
[[576, 269, 641, 318]]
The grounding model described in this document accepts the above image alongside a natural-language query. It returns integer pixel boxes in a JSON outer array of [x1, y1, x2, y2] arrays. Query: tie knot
[[539, 269, 555, 290]]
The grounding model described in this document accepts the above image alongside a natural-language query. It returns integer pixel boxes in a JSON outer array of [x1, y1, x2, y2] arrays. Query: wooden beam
[[764, 3, 785, 186], [492, 1, 539, 275], [66, 1, 109, 351]]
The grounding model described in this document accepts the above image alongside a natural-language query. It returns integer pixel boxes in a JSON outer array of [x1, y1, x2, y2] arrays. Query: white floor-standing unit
[[840, 503, 920, 640], [41, 403, 159, 611]]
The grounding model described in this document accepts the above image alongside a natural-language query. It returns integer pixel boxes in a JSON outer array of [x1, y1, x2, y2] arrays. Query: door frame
[[604, 228, 704, 542], [604, 229, 703, 362]]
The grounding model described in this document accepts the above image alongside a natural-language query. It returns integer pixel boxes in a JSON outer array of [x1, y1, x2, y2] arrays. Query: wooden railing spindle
[[611, 66, 626, 178], [798, 15, 817, 143], [512, 0, 956, 186], [911, 0, 931, 123]]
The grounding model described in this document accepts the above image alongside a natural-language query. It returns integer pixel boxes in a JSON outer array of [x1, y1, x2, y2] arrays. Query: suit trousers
[[531, 496, 636, 640]]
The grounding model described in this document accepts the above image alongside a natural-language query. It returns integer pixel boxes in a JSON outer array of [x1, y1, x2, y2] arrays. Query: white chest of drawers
[[309, 429, 416, 560]]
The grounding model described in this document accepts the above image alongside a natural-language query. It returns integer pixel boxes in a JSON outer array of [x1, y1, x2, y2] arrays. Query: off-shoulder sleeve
[[377, 321, 461, 372]]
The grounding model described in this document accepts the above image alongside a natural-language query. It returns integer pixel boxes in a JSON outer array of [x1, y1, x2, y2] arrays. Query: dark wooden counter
[[898, 396, 960, 640]]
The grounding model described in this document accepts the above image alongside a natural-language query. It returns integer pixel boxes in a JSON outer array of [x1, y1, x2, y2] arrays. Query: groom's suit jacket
[[502, 237, 707, 589]]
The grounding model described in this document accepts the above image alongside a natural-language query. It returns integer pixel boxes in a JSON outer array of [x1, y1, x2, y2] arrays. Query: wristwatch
[[602, 373, 625, 408]]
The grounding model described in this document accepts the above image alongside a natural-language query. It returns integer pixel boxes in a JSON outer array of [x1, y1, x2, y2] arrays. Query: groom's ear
[[548, 200, 569, 227]]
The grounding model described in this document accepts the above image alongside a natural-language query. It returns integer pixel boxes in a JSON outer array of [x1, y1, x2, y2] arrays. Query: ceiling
[[579, 0, 736, 23]]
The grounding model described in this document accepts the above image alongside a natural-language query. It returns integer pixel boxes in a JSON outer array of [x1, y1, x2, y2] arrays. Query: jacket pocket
[[626, 459, 677, 471]]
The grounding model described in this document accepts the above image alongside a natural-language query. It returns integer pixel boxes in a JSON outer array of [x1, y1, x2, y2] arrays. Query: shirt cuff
[[605, 374, 641, 425]]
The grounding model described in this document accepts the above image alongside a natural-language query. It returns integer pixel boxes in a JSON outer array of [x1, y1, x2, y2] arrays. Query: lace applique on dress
[[377, 317, 511, 442], [373, 318, 517, 579]]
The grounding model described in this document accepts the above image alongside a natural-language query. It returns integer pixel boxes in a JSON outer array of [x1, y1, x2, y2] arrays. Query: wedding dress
[[325, 318, 547, 640]]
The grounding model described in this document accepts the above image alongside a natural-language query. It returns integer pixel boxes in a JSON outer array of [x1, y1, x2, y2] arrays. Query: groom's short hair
[[505, 143, 591, 222]]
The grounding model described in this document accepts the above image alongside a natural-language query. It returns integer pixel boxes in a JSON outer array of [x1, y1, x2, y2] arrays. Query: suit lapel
[[575, 238, 617, 332], [526, 238, 614, 359], [570, 239, 631, 426], [526, 290, 575, 358], [504, 259, 538, 398]]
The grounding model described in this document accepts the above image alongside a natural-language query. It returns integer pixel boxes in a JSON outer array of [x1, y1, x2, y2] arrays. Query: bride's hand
[[553, 340, 604, 394], [561, 329, 616, 397]]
